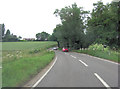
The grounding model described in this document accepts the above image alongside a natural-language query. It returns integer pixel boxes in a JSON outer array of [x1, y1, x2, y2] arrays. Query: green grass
[[74, 49, 119, 63], [2, 41, 57, 50], [0, 69, 2, 88], [2, 41, 57, 87], [2, 51, 54, 87]]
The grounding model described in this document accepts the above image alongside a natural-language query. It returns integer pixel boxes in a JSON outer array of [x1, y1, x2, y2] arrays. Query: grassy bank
[[74, 49, 119, 63], [2, 41, 57, 87]]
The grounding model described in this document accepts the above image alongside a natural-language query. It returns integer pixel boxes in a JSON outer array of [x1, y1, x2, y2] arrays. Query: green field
[[2, 41, 57, 50], [74, 49, 119, 63], [2, 41, 57, 87]]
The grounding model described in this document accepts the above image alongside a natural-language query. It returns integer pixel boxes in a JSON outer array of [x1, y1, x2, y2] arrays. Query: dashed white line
[[32, 57, 57, 87], [0, 67, 2, 69], [71, 55, 76, 59], [65, 53, 69, 55], [79, 60, 88, 67], [94, 73, 111, 89]]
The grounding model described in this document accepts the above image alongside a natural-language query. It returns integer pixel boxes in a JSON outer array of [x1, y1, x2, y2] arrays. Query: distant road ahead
[[36, 50, 118, 88]]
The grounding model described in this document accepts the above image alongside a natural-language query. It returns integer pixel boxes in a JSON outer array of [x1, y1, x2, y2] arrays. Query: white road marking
[[65, 53, 69, 55], [71, 55, 76, 59], [79, 60, 88, 67], [81, 54, 119, 65], [93, 56, 119, 65], [0, 67, 2, 69], [32, 57, 57, 87], [94, 73, 111, 89]]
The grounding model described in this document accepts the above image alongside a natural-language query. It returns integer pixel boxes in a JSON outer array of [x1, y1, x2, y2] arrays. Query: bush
[[104, 46, 110, 52], [88, 43, 107, 51]]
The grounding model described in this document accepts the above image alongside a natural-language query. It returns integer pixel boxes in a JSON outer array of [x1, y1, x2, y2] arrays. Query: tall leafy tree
[[118, 1, 120, 48], [36, 31, 50, 41], [5, 29, 10, 36], [54, 3, 88, 49], [87, 1, 119, 48], [1, 24, 21, 42], [1, 24, 5, 37]]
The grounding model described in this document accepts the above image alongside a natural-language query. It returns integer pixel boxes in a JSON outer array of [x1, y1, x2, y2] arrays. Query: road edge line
[[80, 53, 119, 65], [32, 56, 57, 87]]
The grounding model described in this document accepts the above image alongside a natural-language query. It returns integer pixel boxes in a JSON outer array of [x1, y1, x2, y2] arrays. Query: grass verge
[[2, 50, 55, 87], [74, 50, 119, 63]]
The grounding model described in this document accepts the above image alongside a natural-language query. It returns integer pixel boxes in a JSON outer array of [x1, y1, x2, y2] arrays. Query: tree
[[5, 29, 10, 36], [53, 3, 88, 49], [1, 25, 21, 42], [1, 24, 5, 37], [118, 1, 120, 48], [36, 31, 50, 41], [18, 36, 22, 40], [48, 33, 57, 41], [86, 1, 119, 48]]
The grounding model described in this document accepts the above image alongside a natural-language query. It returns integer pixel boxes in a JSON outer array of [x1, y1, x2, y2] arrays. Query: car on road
[[53, 47, 58, 50], [62, 48, 68, 52]]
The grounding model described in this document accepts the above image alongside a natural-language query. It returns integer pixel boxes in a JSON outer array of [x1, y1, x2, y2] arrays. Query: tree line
[[49, 1, 119, 49], [1, 0, 119, 50], [0, 24, 22, 42]]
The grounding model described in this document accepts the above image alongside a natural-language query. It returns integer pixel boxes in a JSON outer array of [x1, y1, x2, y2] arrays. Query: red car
[[62, 48, 68, 52]]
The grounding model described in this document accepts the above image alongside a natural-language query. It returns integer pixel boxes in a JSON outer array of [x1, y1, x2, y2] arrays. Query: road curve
[[36, 50, 118, 88]]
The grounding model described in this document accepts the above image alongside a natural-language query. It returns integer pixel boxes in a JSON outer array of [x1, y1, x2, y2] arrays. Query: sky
[[0, 0, 113, 38]]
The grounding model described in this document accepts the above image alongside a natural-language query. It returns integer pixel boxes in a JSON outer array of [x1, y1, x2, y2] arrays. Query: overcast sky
[[0, 0, 113, 38]]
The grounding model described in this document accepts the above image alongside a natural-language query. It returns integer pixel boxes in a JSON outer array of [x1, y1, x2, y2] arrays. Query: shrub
[[104, 46, 110, 52], [88, 43, 105, 51]]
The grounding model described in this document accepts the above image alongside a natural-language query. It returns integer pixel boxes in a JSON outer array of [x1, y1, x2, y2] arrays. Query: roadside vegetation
[[74, 44, 119, 63], [52, 1, 119, 62], [1, 0, 119, 87], [2, 41, 57, 87], [52, 1, 119, 50]]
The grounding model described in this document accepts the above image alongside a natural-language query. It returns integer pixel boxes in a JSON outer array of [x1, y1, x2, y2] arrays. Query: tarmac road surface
[[36, 50, 119, 88]]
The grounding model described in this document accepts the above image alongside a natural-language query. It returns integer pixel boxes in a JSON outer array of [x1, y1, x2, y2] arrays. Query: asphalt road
[[36, 50, 119, 88]]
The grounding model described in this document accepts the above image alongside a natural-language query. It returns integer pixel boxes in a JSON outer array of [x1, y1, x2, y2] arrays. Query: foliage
[[1, 24, 5, 37], [2, 41, 57, 87], [104, 46, 110, 52], [86, 1, 119, 49], [88, 43, 104, 51], [48, 33, 57, 41], [53, 1, 119, 49], [53, 3, 89, 49], [3, 50, 55, 87], [75, 49, 119, 62], [1, 24, 22, 42], [36, 31, 50, 41], [88, 43, 111, 52]]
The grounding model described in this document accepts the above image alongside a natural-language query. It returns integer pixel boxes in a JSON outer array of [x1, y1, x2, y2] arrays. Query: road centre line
[[70, 55, 76, 58], [70, 55, 76, 59], [65, 53, 69, 55], [32, 57, 57, 87], [79, 60, 88, 67], [94, 73, 111, 89]]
